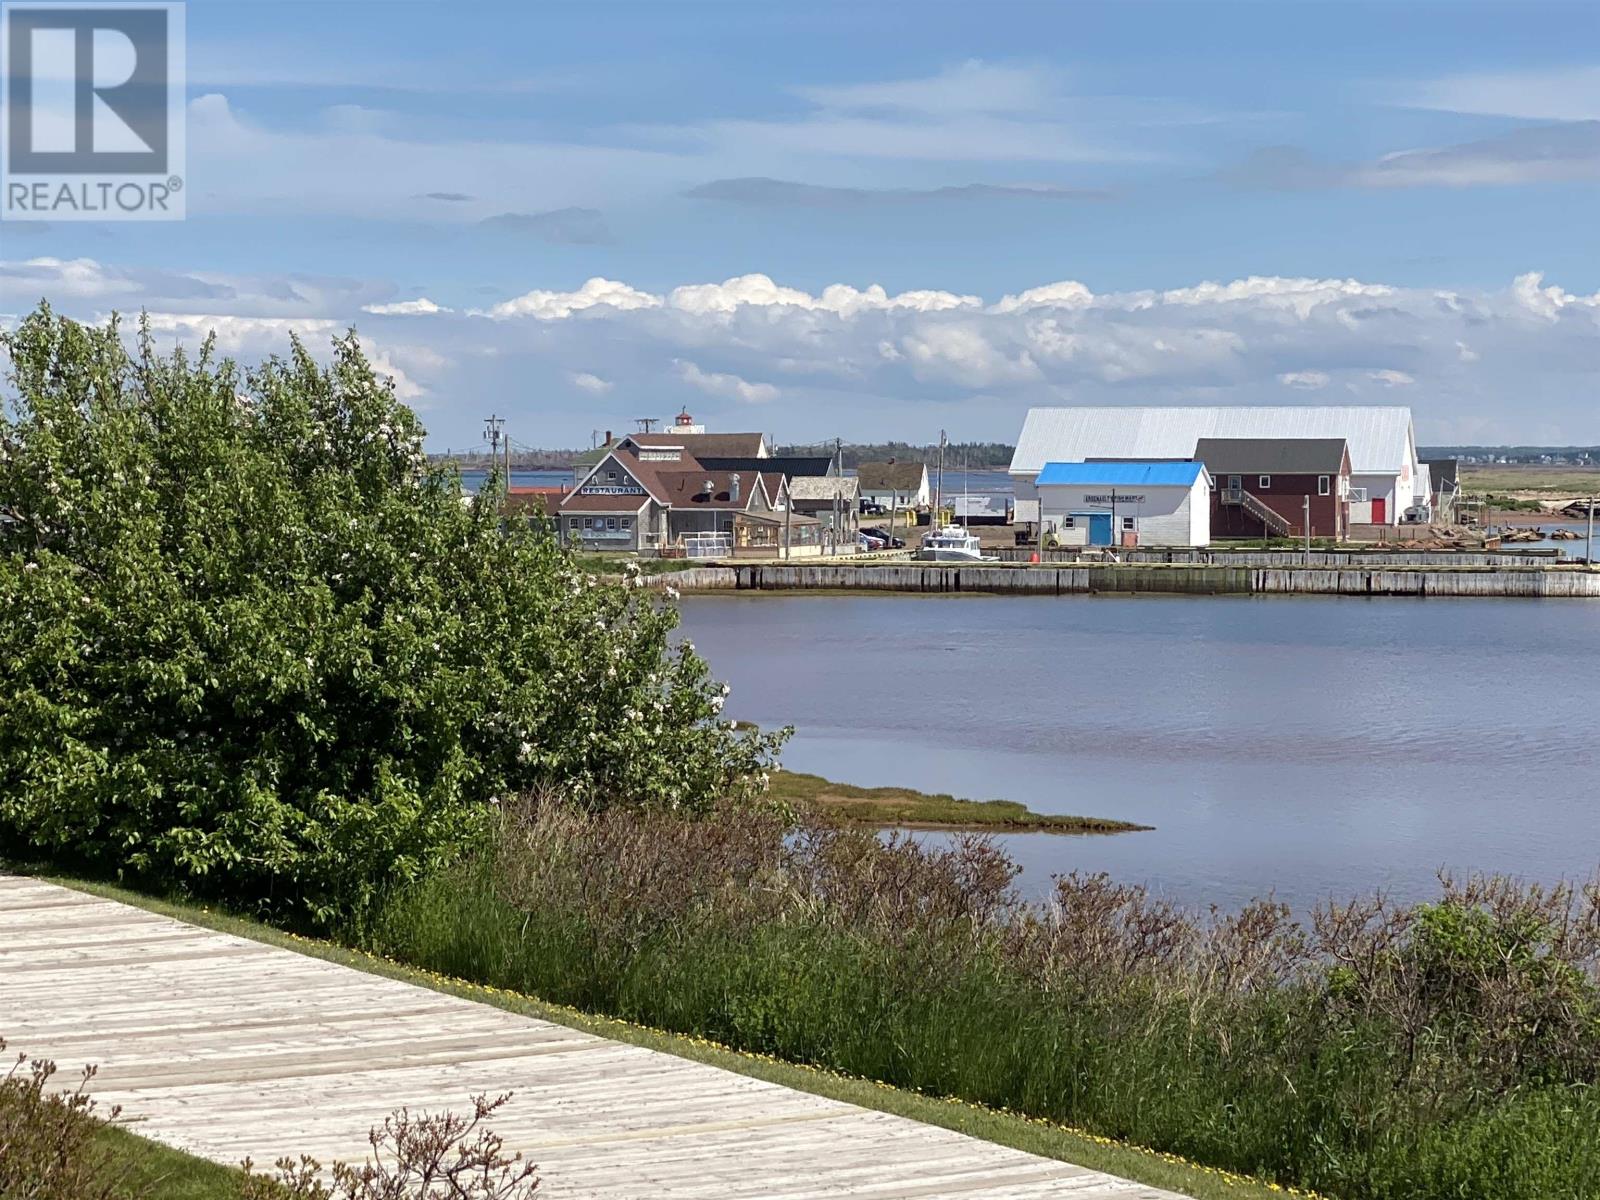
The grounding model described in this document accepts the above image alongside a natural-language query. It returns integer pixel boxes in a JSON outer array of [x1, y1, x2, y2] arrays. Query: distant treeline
[[1422, 446, 1600, 462], [431, 449, 585, 469], [779, 441, 1016, 469]]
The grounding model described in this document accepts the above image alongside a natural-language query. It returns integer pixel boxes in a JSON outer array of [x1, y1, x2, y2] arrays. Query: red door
[[1371, 497, 1386, 524]]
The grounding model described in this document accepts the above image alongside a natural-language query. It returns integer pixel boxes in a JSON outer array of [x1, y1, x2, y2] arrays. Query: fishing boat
[[915, 440, 996, 562], [916, 525, 994, 562]]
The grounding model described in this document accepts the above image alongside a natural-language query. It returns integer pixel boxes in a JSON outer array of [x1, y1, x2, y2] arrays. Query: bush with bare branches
[[241, 1093, 537, 1200], [0, 1038, 131, 1200]]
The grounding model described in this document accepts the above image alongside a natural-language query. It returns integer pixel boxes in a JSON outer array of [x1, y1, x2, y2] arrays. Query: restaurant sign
[[579, 484, 646, 496], [1083, 493, 1145, 504]]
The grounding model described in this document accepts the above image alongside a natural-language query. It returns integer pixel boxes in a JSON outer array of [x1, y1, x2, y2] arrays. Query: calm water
[[457, 469, 575, 493], [678, 594, 1600, 913]]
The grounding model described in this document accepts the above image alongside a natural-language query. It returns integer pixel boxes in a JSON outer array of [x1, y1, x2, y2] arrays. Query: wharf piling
[[657, 563, 1600, 598]]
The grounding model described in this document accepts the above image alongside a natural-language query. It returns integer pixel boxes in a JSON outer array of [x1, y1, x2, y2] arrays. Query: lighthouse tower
[[673, 406, 706, 435]]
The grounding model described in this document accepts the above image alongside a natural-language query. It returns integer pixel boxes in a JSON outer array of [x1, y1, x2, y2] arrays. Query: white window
[[1122, 516, 1136, 532], [1259, 475, 1271, 489], [1349, 487, 1368, 502], [606, 470, 617, 482], [1318, 475, 1331, 496], [1209, 475, 1217, 490], [621, 517, 632, 529], [606, 517, 617, 530], [568, 518, 579, 531], [1062, 516, 1076, 529], [582, 517, 593, 529]]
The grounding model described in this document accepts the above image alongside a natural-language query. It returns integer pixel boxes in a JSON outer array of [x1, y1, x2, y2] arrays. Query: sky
[[1, 0, 1597, 451]]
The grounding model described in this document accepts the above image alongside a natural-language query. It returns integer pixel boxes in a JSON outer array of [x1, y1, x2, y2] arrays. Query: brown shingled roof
[[652, 468, 778, 509], [856, 460, 928, 491]]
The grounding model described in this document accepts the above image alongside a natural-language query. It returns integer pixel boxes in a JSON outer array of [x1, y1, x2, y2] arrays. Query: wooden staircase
[[1222, 485, 1294, 537]]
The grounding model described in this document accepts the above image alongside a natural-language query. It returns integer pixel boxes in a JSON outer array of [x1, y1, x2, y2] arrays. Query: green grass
[[768, 769, 1150, 833], [29, 871, 1306, 1200], [93, 1125, 248, 1199], [1460, 464, 1600, 497]]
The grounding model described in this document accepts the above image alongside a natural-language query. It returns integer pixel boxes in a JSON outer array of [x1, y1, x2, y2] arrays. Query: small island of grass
[[767, 769, 1151, 834]]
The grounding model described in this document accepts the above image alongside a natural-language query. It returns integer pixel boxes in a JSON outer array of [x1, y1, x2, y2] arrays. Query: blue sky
[[2, 0, 1597, 449]]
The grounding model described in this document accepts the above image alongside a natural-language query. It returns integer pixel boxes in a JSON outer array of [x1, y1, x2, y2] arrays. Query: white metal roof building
[[1010, 406, 1419, 528]]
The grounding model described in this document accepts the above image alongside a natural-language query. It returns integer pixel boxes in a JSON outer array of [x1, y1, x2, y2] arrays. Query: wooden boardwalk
[[0, 874, 1188, 1198]]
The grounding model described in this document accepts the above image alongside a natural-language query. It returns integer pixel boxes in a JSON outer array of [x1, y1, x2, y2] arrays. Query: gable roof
[[1036, 461, 1208, 488], [856, 461, 928, 491], [1011, 406, 1415, 477], [786, 475, 859, 502], [565, 445, 686, 506], [652, 468, 778, 509], [626, 432, 769, 458], [1194, 437, 1350, 475]]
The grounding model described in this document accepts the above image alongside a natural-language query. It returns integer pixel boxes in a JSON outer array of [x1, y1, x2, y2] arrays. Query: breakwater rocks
[[658, 562, 1600, 598]]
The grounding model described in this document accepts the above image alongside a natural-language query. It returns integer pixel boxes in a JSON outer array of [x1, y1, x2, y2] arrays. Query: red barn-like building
[[1195, 438, 1353, 540]]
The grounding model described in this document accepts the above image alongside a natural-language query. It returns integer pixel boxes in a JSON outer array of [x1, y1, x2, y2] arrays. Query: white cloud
[[1400, 65, 1600, 121], [795, 61, 1060, 118], [1511, 270, 1600, 320], [10, 263, 1600, 445], [363, 298, 448, 315], [993, 280, 1095, 313], [482, 277, 662, 320], [675, 360, 778, 404], [1277, 370, 1330, 390], [668, 274, 980, 317], [137, 312, 342, 352]]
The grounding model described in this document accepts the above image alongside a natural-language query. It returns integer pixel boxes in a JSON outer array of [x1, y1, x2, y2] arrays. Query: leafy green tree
[[0, 304, 783, 927]]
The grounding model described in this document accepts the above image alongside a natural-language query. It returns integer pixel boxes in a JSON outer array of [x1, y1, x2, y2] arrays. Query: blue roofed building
[[1034, 460, 1213, 547]]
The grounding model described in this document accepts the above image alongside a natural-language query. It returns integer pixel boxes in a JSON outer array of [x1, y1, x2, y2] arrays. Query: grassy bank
[[768, 768, 1150, 833], [354, 803, 1600, 1200], [1461, 464, 1600, 498], [29, 873, 1299, 1200]]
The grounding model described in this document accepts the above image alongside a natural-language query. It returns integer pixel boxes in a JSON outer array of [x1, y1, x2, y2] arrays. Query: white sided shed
[[1035, 461, 1212, 547], [1011, 406, 1417, 528]]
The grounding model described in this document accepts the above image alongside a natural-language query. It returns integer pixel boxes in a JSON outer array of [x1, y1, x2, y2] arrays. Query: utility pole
[[834, 436, 844, 556], [482, 414, 505, 490], [1303, 494, 1311, 564], [1589, 497, 1595, 566]]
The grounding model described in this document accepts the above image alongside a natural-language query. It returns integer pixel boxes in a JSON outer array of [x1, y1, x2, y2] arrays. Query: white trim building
[[1035, 461, 1212, 547], [856, 461, 931, 511], [1010, 406, 1420, 530]]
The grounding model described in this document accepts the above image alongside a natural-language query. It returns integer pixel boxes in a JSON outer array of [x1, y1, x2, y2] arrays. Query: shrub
[[0, 306, 784, 927], [241, 1093, 538, 1199], [0, 1038, 131, 1200]]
